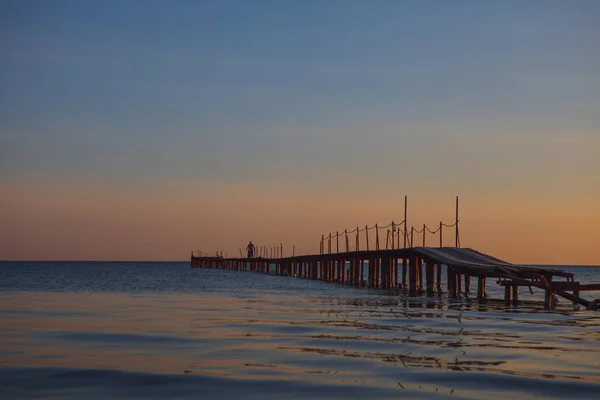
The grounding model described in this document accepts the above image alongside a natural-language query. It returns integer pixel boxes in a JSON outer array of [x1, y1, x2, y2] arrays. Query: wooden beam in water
[[477, 277, 486, 300], [426, 262, 434, 295]]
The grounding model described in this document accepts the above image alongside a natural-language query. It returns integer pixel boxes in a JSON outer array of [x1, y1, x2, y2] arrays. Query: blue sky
[[1, 1, 599, 261]]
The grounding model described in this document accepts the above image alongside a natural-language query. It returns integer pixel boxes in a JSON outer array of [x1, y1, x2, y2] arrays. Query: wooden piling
[[426, 262, 434, 295], [408, 255, 418, 296], [447, 267, 456, 297], [417, 258, 423, 289], [402, 258, 407, 288], [477, 277, 486, 299], [505, 285, 512, 306]]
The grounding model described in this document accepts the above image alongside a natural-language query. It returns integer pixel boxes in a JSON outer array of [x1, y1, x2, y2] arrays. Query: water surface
[[1, 261, 599, 399]]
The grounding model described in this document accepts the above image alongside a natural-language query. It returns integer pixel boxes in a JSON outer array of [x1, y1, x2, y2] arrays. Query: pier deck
[[191, 247, 599, 310]]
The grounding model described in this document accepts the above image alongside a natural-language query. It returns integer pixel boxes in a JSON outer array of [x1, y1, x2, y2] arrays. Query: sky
[[1, 0, 599, 264]]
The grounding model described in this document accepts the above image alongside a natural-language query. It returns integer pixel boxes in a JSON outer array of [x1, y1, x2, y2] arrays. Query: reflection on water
[[1, 262, 600, 399]]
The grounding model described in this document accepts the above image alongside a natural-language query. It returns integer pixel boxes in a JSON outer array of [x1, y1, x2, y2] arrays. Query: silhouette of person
[[247, 241, 255, 259]]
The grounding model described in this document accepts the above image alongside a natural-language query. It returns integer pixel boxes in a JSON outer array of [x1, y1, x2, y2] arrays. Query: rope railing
[[320, 219, 461, 253], [314, 197, 462, 254], [211, 196, 462, 258], [319, 218, 460, 253], [425, 226, 440, 234]]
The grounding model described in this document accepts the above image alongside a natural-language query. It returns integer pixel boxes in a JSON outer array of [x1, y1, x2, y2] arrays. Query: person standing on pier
[[247, 241, 255, 259]]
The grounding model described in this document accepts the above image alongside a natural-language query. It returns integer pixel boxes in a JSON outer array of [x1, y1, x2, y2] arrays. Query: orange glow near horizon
[[1, 176, 599, 265]]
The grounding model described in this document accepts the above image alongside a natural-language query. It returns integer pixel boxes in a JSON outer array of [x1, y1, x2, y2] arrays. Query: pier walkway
[[191, 247, 599, 310], [191, 197, 599, 309]]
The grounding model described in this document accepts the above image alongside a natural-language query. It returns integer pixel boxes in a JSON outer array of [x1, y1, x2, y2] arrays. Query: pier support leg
[[409, 256, 418, 296], [505, 285, 512, 306], [512, 285, 519, 305], [448, 267, 456, 297], [465, 275, 471, 293], [360, 260, 365, 286], [544, 289, 554, 309], [477, 277, 486, 300], [417, 258, 423, 289], [381, 257, 387, 288], [426, 263, 434, 295], [436, 264, 442, 291]]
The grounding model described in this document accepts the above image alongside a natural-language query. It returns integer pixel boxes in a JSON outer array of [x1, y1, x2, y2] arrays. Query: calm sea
[[1, 261, 600, 399]]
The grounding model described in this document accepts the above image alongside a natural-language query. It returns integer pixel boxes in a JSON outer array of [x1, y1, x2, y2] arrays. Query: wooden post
[[381, 257, 389, 288], [417, 257, 423, 289], [505, 284, 512, 306], [345, 229, 349, 252], [408, 255, 418, 296], [330, 258, 334, 282], [366, 226, 369, 251], [375, 224, 379, 250], [544, 289, 554, 308], [355, 227, 359, 251], [439, 221, 443, 247], [328, 234, 331, 254], [464, 275, 471, 292], [360, 259, 365, 285], [447, 267, 455, 296], [436, 264, 442, 290], [374, 257, 380, 288], [422, 224, 426, 247], [512, 285, 519, 305], [426, 262, 434, 295], [336, 231, 339, 253], [477, 277, 486, 299], [404, 195, 407, 249], [455, 196, 460, 247], [373, 256, 381, 288]]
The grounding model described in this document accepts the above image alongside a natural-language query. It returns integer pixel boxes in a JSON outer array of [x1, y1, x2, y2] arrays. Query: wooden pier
[[191, 248, 600, 310], [190, 197, 600, 310]]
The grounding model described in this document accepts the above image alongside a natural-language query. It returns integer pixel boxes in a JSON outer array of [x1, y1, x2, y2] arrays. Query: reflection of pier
[[191, 197, 600, 310]]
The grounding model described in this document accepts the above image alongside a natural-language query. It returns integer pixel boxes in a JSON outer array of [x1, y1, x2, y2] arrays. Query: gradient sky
[[1, 0, 599, 263]]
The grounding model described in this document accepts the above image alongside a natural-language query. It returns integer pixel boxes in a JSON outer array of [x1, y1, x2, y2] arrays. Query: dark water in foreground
[[1, 262, 600, 399]]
